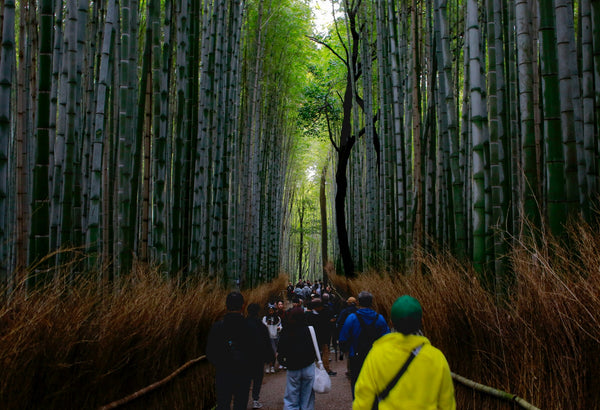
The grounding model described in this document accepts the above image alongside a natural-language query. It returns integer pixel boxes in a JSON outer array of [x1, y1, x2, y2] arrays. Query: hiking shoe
[[327, 370, 337, 376], [270, 366, 275, 373], [252, 400, 263, 409]]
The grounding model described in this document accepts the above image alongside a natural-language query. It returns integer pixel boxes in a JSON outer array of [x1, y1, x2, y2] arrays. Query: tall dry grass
[[2, 221, 599, 409], [0, 267, 287, 410], [329, 221, 600, 409]]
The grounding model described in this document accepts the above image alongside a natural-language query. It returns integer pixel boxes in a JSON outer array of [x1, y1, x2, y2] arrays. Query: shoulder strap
[[374, 344, 424, 407], [308, 325, 323, 365], [356, 312, 374, 328]]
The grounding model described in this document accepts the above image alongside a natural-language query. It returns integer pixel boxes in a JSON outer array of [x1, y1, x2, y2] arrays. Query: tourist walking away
[[246, 303, 275, 409], [206, 292, 260, 410], [277, 306, 317, 410], [339, 291, 390, 397], [353, 295, 456, 409], [337, 296, 358, 361], [321, 293, 339, 357], [305, 297, 337, 376], [263, 303, 282, 373]]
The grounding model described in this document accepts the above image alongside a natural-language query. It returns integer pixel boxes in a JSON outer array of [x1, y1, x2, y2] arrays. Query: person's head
[[288, 306, 306, 326], [247, 302, 260, 318], [277, 300, 284, 311], [358, 291, 373, 308], [292, 295, 301, 306], [311, 298, 323, 311], [226, 292, 244, 312], [321, 293, 330, 303], [391, 295, 423, 335], [346, 296, 357, 306], [267, 303, 276, 314]]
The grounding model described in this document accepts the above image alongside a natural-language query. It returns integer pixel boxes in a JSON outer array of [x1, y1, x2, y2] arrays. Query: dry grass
[[2, 221, 599, 409], [328, 221, 600, 409], [0, 268, 286, 409]]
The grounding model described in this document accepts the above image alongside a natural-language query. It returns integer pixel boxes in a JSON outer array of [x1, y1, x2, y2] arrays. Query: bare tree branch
[[307, 35, 348, 67]]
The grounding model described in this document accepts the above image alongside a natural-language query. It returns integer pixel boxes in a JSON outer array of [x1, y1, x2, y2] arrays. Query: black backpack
[[222, 320, 247, 368], [355, 313, 379, 359]]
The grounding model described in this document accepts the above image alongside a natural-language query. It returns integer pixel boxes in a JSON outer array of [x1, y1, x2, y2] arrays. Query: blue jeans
[[283, 363, 315, 410]]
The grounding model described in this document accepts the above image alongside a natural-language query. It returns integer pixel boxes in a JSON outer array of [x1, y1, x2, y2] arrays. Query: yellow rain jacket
[[353, 332, 456, 410]]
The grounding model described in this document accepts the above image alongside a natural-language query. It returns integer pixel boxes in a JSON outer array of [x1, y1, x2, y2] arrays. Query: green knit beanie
[[391, 295, 422, 334]]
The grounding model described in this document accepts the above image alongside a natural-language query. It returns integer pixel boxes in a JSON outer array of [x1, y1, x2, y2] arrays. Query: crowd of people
[[206, 280, 456, 410]]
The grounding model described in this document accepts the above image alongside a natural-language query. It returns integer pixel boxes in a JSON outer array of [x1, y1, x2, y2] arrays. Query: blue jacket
[[338, 308, 390, 356]]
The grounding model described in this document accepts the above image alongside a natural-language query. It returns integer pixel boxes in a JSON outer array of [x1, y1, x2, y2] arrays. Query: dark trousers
[[349, 355, 366, 399], [250, 363, 264, 401], [216, 370, 251, 410]]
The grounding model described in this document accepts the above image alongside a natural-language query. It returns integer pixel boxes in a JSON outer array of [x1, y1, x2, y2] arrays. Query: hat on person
[[391, 295, 422, 334], [346, 296, 357, 305]]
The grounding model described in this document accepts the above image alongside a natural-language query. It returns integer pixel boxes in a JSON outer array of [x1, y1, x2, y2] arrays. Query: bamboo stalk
[[451, 372, 540, 410], [98, 355, 207, 410]]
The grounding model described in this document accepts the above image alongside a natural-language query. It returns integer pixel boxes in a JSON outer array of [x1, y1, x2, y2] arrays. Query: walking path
[[250, 349, 354, 409]]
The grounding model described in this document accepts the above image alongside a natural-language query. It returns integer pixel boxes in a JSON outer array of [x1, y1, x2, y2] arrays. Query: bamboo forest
[[0, 0, 599, 288], [3, 0, 600, 409]]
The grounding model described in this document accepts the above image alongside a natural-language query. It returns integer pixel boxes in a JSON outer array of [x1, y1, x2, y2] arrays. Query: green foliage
[[297, 61, 343, 139]]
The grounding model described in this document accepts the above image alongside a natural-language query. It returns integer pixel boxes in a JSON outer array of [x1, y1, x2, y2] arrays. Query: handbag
[[308, 325, 331, 394], [371, 344, 424, 410]]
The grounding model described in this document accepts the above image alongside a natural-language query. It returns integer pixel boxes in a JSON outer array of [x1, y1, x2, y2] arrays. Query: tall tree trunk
[[516, 0, 540, 229], [468, 0, 488, 272], [539, 0, 566, 236], [150, 0, 167, 266], [489, 0, 509, 291], [29, 0, 54, 282], [320, 163, 328, 283], [88, 0, 116, 273], [580, 0, 598, 210], [117, 0, 137, 274], [555, 0, 582, 219], [411, 0, 423, 265], [0, 0, 15, 287]]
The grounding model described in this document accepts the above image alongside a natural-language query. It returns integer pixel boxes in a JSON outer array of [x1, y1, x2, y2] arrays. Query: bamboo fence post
[[451, 372, 541, 410], [99, 355, 207, 410]]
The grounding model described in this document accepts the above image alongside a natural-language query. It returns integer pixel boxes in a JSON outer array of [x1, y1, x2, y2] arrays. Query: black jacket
[[277, 324, 316, 370], [206, 312, 259, 373], [246, 316, 275, 365], [305, 310, 332, 346]]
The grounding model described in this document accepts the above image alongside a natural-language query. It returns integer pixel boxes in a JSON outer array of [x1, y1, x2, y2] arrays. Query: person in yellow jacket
[[353, 295, 456, 409]]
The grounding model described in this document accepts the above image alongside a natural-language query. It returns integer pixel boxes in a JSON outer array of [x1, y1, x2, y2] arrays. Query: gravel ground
[[249, 349, 354, 409]]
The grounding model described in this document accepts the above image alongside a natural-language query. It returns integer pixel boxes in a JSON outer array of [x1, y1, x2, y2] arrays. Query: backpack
[[222, 320, 247, 368], [225, 337, 244, 363], [355, 313, 379, 359]]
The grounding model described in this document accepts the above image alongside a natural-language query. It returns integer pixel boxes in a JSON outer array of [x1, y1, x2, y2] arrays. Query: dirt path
[[249, 349, 354, 409]]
